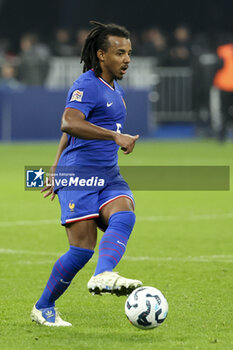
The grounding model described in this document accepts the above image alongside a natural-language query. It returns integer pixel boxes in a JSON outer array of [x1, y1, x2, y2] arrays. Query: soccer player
[[31, 21, 142, 327]]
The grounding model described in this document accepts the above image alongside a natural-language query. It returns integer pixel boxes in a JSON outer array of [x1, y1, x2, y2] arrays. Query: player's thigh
[[100, 197, 134, 226], [65, 219, 97, 250]]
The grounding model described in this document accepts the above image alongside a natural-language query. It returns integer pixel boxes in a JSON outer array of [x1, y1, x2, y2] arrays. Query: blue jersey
[[57, 69, 127, 168]]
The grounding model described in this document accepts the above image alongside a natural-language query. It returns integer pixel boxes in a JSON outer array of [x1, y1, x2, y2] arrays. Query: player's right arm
[[52, 132, 68, 167], [61, 108, 139, 154], [41, 132, 68, 200]]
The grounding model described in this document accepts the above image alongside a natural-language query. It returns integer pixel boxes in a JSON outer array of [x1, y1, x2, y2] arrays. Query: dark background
[[0, 0, 232, 48]]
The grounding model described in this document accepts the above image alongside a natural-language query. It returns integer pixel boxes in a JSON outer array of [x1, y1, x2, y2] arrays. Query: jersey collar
[[98, 76, 115, 91], [91, 69, 115, 91]]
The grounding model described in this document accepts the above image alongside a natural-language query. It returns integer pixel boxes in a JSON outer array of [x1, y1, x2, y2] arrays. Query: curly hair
[[80, 21, 130, 76]]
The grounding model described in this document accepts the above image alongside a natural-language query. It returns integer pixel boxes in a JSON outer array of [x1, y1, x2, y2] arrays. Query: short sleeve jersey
[[57, 69, 127, 167]]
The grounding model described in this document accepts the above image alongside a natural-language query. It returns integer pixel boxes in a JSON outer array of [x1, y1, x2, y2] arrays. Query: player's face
[[100, 36, 132, 81]]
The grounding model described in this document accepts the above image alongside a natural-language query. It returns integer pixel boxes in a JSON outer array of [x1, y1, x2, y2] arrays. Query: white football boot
[[87, 271, 143, 296], [31, 305, 72, 327]]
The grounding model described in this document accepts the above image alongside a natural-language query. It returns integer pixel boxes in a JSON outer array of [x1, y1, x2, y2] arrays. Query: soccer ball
[[125, 286, 168, 329]]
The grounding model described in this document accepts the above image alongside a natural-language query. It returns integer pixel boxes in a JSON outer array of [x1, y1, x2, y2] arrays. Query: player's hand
[[40, 165, 56, 201], [114, 133, 139, 154]]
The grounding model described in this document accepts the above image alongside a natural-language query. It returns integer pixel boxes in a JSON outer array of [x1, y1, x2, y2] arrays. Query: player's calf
[[88, 211, 143, 295], [94, 211, 136, 275]]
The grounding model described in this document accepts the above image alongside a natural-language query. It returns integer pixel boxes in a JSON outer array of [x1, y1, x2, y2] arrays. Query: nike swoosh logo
[[107, 102, 113, 107], [60, 279, 70, 285], [117, 240, 126, 248]]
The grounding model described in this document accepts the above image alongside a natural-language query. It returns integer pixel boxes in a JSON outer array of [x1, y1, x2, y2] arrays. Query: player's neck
[[99, 71, 114, 88]]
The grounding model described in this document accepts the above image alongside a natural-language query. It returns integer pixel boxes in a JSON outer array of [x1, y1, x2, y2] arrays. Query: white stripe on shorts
[[65, 213, 99, 224], [99, 195, 134, 211]]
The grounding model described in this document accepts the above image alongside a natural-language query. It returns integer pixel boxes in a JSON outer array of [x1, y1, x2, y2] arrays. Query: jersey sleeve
[[65, 79, 98, 118]]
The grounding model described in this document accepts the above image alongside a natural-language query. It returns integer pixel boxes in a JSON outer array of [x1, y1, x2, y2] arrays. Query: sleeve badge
[[70, 89, 83, 102]]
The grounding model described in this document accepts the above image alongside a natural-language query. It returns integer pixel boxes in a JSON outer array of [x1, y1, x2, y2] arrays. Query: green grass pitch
[[0, 140, 233, 350]]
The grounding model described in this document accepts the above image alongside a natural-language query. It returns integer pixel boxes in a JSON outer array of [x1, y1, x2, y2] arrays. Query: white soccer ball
[[125, 286, 168, 329]]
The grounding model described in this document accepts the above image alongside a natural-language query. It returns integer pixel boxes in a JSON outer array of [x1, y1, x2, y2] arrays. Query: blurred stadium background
[[1, 0, 233, 141], [1, 2, 233, 348]]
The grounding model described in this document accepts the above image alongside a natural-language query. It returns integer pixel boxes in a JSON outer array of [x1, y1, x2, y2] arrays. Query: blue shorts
[[57, 168, 134, 227]]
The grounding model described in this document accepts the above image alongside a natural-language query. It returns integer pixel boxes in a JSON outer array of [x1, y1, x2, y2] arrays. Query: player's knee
[[108, 211, 136, 237]]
